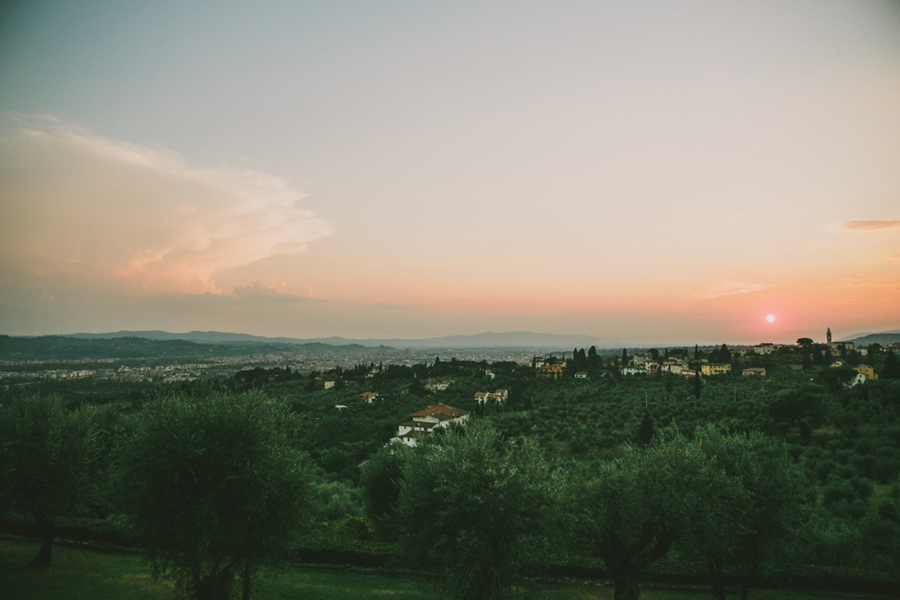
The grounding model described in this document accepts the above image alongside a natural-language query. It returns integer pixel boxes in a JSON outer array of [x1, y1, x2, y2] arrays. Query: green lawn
[[0, 538, 887, 600], [1, 538, 173, 600], [252, 564, 431, 600], [0, 539, 429, 600]]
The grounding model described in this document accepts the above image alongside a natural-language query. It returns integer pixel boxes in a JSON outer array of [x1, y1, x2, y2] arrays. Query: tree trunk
[[740, 560, 759, 600], [194, 568, 234, 600], [708, 557, 726, 600], [242, 559, 253, 600], [28, 508, 54, 567], [602, 530, 672, 600], [613, 570, 642, 600]]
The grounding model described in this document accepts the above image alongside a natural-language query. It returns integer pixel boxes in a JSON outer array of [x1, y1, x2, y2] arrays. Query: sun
[[766, 314, 776, 323]]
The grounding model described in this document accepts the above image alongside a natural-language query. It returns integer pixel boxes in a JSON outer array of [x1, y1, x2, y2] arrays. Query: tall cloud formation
[[0, 115, 331, 295]]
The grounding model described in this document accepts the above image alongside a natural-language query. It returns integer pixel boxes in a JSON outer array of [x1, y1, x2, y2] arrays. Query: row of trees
[[1, 390, 808, 600], [362, 421, 807, 600]]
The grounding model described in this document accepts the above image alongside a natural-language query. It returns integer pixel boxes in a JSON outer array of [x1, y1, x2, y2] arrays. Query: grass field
[[0, 538, 888, 600]]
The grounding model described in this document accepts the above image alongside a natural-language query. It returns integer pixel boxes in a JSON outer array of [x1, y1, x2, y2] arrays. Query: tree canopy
[[572, 432, 744, 600], [359, 441, 408, 541], [397, 421, 559, 599], [0, 395, 97, 566], [687, 425, 810, 600], [117, 391, 314, 600]]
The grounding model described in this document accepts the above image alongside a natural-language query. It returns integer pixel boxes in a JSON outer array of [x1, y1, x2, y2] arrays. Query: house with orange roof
[[394, 404, 469, 447]]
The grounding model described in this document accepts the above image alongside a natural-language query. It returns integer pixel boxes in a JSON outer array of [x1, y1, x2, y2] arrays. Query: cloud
[[691, 280, 774, 300], [839, 220, 900, 231], [0, 114, 332, 295], [232, 280, 324, 304]]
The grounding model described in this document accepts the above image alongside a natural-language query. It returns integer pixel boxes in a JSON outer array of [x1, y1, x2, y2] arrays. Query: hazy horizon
[[2, 1, 899, 346], [8, 326, 897, 351]]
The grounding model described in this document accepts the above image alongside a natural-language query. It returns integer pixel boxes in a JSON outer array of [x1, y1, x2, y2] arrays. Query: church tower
[[827, 327, 832, 345]]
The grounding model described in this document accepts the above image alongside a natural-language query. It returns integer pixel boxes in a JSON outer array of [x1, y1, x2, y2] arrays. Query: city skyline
[[2, 1, 899, 346]]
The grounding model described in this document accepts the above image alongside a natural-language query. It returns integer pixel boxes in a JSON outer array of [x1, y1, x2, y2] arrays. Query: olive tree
[[397, 421, 559, 599], [0, 395, 96, 566], [117, 392, 314, 600], [359, 441, 409, 541], [573, 433, 742, 600], [688, 425, 809, 600]]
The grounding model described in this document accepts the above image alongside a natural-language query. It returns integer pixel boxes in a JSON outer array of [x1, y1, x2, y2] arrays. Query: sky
[[1, 0, 899, 346]]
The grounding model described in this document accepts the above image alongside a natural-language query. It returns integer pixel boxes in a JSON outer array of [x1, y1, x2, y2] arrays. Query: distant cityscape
[[0, 342, 537, 384], [1, 328, 897, 385]]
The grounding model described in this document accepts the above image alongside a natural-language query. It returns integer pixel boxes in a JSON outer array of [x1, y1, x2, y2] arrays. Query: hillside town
[[2, 328, 896, 389], [324, 328, 900, 448]]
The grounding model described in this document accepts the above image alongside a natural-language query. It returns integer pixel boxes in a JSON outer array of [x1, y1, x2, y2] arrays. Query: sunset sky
[[1, 1, 899, 346]]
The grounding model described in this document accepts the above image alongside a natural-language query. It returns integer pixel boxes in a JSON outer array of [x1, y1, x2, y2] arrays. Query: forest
[[1, 342, 899, 600]]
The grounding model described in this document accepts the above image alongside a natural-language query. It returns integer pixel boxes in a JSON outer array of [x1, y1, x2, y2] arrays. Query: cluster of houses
[[619, 356, 734, 378], [530, 328, 893, 384], [345, 328, 894, 438]]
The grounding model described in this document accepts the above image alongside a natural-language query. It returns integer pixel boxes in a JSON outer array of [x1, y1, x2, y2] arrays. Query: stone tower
[[827, 327, 832, 345]]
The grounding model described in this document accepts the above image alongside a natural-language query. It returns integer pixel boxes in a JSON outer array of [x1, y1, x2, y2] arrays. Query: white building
[[394, 404, 469, 447]]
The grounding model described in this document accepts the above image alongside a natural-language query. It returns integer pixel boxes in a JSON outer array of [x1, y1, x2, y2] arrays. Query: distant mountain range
[[841, 330, 900, 346], [5, 329, 898, 360], [0, 333, 374, 361], [63, 330, 612, 350]]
